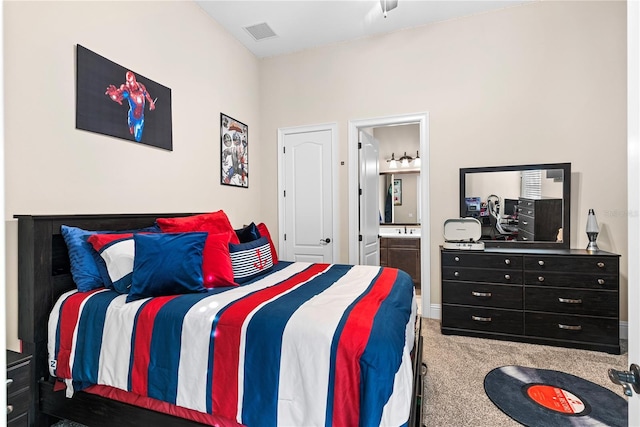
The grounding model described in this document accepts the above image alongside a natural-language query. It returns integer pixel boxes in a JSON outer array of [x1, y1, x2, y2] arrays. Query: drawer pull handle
[[538, 276, 545, 282], [504, 259, 511, 265], [472, 291, 492, 297], [6, 405, 13, 415], [522, 221, 529, 226], [472, 315, 492, 322], [527, 210, 533, 215], [6, 378, 13, 387], [522, 237, 528, 241], [559, 297, 583, 304], [454, 256, 460, 262], [558, 324, 582, 331], [454, 271, 460, 277], [538, 260, 545, 266], [504, 274, 511, 280], [598, 278, 605, 285], [597, 262, 605, 268]]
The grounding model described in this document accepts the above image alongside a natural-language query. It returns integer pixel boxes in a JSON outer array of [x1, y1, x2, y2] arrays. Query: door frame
[[277, 123, 340, 263], [627, 0, 639, 421], [348, 112, 430, 318]]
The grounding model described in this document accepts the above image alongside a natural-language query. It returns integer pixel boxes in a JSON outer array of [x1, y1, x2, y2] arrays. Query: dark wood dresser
[[441, 247, 620, 354], [7, 350, 32, 426], [517, 197, 562, 242], [380, 237, 421, 291]]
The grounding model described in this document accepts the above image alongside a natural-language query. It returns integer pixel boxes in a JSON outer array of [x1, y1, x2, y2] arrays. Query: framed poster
[[220, 113, 248, 188], [394, 179, 402, 206], [75, 45, 173, 150]]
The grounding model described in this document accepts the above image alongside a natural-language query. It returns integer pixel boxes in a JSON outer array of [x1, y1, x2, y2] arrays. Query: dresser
[[440, 248, 620, 354], [7, 351, 32, 426], [517, 197, 562, 242], [380, 237, 421, 291]]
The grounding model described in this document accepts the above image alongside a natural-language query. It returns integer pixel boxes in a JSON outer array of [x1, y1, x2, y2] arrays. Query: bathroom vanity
[[380, 232, 421, 292]]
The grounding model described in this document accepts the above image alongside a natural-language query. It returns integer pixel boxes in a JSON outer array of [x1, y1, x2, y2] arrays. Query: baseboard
[[426, 304, 628, 340]]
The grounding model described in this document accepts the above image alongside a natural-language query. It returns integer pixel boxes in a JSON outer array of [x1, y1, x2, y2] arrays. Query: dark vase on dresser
[[440, 247, 621, 354]]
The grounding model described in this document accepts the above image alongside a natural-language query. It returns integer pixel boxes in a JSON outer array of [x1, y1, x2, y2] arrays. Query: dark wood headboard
[[15, 214, 196, 381]]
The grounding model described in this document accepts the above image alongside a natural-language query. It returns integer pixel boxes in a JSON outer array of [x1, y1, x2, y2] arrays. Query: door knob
[[320, 238, 331, 244], [608, 364, 640, 396]]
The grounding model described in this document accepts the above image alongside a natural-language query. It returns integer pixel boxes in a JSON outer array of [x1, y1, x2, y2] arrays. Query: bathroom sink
[[379, 228, 421, 238]]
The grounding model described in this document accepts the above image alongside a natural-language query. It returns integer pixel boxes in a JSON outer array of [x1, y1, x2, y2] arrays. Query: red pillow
[[257, 223, 278, 264], [156, 211, 240, 245], [200, 232, 237, 288]]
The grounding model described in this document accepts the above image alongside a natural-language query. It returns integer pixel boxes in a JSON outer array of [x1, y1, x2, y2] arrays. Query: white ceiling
[[196, 0, 531, 59]]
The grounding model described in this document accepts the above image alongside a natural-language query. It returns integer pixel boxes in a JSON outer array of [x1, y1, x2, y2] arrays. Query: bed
[[15, 213, 424, 427]]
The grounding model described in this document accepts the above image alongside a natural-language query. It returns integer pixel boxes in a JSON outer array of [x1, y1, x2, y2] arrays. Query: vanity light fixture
[[380, 0, 398, 18], [413, 151, 421, 168], [386, 151, 420, 169], [387, 153, 398, 169], [399, 152, 413, 168]]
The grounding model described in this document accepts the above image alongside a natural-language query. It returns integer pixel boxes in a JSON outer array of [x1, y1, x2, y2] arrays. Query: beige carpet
[[420, 318, 628, 427]]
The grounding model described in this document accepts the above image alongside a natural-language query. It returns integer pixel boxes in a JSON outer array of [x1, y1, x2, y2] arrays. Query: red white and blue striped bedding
[[48, 261, 417, 427]]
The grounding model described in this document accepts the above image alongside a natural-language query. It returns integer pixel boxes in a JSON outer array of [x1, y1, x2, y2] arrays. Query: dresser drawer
[[524, 271, 618, 290], [517, 229, 535, 242], [441, 252, 522, 269], [7, 351, 32, 425], [525, 312, 619, 345], [442, 305, 523, 335], [442, 266, 521, 284], [518, 206, 535, 217], [7, 413, 28, 427], [7, 389, 30, 422], [6, 360, 30, 394], [524, 255, 619, 274], [524, 287, 618, 317], [442, 281, 522, 309], [518, 199, 537, 211], [518, 214, 535, 234]]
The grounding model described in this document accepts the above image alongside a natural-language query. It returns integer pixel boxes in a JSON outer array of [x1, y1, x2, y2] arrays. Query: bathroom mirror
[[380, 171, 420, 225], [459, 163, 571, 249]]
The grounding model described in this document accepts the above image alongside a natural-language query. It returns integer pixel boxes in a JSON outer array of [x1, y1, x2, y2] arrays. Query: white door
[[626, 2, 639, 424], [359, 130, 380, 266], [280, 127, 334, 263]]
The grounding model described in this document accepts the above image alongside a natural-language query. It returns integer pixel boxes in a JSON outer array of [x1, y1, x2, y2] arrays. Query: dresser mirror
[[459, 162, 571, 249]]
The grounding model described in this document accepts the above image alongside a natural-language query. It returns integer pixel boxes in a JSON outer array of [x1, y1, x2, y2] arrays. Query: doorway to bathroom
[[348, 112, 430, 317]]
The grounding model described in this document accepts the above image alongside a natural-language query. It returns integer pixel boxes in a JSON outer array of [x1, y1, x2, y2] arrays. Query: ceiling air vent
[[243, 22, 277, 41]]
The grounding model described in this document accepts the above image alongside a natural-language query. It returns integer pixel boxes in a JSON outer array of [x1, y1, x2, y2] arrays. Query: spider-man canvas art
[[76, 45, 173, 151]]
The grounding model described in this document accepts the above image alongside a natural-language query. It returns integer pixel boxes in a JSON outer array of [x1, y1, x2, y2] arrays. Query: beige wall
[[3, 0, 629, 351], [259, 2, 628, 319], [3, 1, 262, 350]]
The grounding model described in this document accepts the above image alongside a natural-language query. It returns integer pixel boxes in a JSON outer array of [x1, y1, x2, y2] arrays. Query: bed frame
[[15, 213, 424, 427]]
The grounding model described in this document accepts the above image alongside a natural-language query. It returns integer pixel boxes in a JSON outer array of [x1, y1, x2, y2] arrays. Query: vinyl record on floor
[[484, 365, 627, 427]]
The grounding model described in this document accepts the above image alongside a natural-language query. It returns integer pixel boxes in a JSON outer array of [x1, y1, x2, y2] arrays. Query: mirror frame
[[459, 162, 571, 249]]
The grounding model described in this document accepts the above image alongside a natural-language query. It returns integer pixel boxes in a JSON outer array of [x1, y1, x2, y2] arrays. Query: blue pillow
[[61, 225, 160, 292], [229, 236, 274, 284], [126, 232, 208, 303], [235, 222, 260, 243]]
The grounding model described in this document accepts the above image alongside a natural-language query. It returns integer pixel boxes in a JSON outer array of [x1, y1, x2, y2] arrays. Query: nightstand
[[7, 350, 32, 426]]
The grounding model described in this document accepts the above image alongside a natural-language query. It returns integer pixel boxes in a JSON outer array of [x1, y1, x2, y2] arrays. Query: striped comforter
[[48, 261, 417, 427]]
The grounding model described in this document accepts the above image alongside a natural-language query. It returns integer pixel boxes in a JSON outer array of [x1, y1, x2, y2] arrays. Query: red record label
[[526, 384, 586, 414]]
